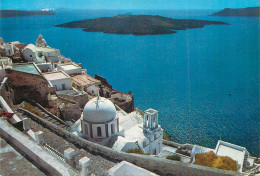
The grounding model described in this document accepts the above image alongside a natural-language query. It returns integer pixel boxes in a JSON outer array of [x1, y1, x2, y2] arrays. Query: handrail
[[30, 101, 67, 126]]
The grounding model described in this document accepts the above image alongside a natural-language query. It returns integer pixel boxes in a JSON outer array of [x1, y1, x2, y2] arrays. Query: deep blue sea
[[1, 9, 259, 156]]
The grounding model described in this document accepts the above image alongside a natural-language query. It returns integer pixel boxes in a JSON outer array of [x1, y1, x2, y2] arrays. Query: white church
[[71, 96, 163, 155], [22, 34, 63, 63]]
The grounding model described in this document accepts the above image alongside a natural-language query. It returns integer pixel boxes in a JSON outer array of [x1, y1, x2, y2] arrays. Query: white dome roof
[[83, 96, 116, 123]]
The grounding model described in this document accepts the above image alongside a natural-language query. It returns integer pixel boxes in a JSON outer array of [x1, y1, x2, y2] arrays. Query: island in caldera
[[0, 10, 55, 18], [55, 14, 229, 35], [210, 6, 260, 17]]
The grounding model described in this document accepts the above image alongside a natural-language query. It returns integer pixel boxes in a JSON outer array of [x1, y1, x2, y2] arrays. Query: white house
[[22, 35, 62, 63], [214, 140, 254, 172], [22, 44, 61, 63], [36, 63, 53, 73], [57, 62, 84, 75], [43, 71, 72, 91], [0, 57, 12, 66], [0, 43, 19, 57]]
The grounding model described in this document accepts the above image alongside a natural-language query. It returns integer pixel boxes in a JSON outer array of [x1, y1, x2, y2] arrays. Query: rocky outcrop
[[5, 69, 49, 105], [95, 74, 134, 113]]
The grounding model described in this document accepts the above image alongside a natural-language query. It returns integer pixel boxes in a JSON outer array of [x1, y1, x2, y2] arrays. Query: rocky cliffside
[[95, 74, 134, 113]]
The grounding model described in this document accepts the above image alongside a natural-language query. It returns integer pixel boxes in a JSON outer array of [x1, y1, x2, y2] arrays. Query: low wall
[[163, 140, 193, 150], [0, 119, 77, 176], [0, 96, 21, 123], [20, 108, 241, 176]]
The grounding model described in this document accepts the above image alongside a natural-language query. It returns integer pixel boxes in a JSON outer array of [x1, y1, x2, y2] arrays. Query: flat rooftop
[[37, 47, 56, 52], [215, 144, 244, 167], [12, 63, 41, 75], [71, 74, 100, 86], [43, 72, 69, 81], [145, 108, 158, 115], [59, 63, 80, 70]]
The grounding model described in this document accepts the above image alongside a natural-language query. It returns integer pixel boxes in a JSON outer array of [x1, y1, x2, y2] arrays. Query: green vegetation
[[166, 155, 181, 161], [135, 108, 144, 116], [23, 102, 45, 118], [195, 151, 237, 172], [176, 148, 191, 157], [163, 132, 171, 141], [126, 148, 150, 155]]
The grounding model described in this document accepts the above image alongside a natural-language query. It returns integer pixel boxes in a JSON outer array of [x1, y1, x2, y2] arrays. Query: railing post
[[35, 131, 44, 145], [79, 156, 91, 176], [64, 148, 76, 166], [22, 117, 31, 131]]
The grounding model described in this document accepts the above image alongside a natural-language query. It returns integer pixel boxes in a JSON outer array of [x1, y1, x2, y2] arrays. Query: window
[[30, 55, 32, 57], [62, 84, 66, 90], [84, 124, 88, 135], [154, 134, 157, 140], [97, 127, 102, 137], [111, 124, 115, 134], [143, 141, 146, 148], [153, 149, 157, 155]]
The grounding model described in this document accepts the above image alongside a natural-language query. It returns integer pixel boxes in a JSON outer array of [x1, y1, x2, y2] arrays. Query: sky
[[1, 0, 260, 10]]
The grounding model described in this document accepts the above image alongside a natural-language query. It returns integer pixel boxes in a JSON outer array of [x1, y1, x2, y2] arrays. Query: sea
[[0, 9, 259, 156]]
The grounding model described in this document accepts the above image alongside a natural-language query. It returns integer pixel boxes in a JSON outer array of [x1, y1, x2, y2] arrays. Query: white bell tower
[[143, 108, 159, 130], [142, 108, 163, 155]]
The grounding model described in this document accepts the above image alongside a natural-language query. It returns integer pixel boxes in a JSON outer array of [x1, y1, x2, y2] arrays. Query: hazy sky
[[1, 0, 260, 10]]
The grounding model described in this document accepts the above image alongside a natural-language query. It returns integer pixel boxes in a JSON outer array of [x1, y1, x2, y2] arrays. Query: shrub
[[23, 102, 45, 118], [163, 132, 171, 141], [195, 151, 237, 172], [126, 148, 150, 155], [176, 148, 191, 157], [166, 155, 181, 161]]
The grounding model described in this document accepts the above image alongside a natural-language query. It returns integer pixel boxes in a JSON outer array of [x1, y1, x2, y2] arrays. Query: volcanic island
[[55, 14, 229, 35]]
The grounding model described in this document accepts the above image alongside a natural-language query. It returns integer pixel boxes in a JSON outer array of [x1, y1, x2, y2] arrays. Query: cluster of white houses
[[0, 35, 164, 155]]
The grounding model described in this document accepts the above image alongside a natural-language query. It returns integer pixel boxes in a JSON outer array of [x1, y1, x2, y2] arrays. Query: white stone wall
[[57, 65, 82, 75], [108, 119, 118, 136], [81, 120, 90, 137], [108, 161, 159, 176], [50, 78, 72, 91], [44, 49, 60, 63], [36, 63, 53, 73], [86, 85, 99, 96], [22, 48, 37, 62]]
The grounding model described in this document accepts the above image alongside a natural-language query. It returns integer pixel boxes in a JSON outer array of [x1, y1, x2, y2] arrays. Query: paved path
[[0, 137, 45, 176]]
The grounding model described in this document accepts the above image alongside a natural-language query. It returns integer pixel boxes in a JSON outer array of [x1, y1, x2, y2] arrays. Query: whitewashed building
[[71, 97, 163, 155], [43, 71, 72, 91], [22, 35, 62, 63], [36, 63, 53, 73], [80, 96, 119, 140], [57, 62, 84, 75], [214, 140, 254, 172]]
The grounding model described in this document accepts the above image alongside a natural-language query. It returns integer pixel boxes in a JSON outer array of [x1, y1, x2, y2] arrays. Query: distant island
[[210, 6, 260, 17], [55, 15, 229, 35], [0, 10, 55, 18]]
